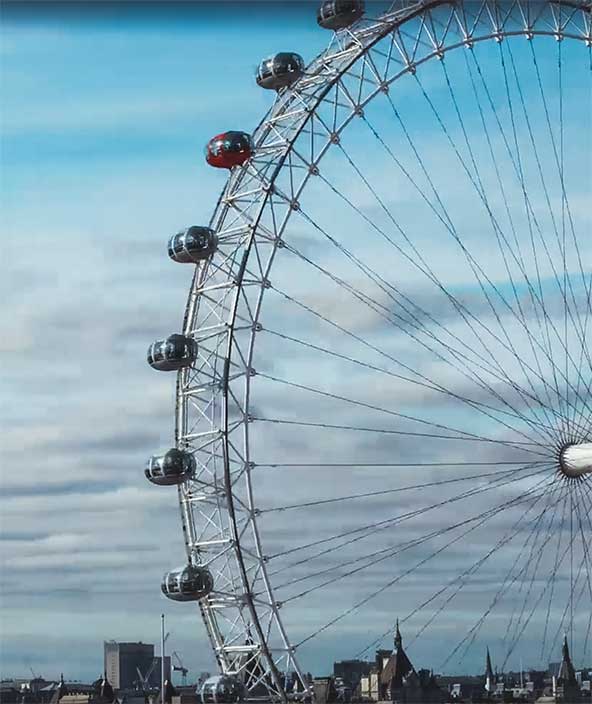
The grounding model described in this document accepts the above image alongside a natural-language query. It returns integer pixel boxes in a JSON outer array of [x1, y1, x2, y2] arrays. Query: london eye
[[145, 1, 592, 700]]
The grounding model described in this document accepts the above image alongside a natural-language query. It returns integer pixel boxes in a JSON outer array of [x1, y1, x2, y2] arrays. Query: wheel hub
[[559, 442, 592, 479]]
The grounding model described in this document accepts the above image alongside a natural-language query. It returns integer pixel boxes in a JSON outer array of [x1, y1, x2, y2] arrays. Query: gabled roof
[[40, 683, 59, 693], [379, 649, 415, 687], [379, 622, 415, 687]]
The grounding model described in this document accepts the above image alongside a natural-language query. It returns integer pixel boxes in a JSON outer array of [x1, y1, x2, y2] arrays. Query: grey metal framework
[[169, 1, 591, 700]]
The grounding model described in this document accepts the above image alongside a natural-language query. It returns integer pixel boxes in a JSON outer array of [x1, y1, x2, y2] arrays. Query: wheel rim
[[172, 1, 592, 698]]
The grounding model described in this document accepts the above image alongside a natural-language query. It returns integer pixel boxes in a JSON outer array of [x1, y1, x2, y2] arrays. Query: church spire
[[558, 634, 577, 684], [381, 620, 415, 693], [485, 648, 494, 680], [485, 648, 494, 694], [394, 619, 402, 651]]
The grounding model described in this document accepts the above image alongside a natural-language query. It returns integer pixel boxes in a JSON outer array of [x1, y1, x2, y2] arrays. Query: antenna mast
[[161, 614, 165, 704]]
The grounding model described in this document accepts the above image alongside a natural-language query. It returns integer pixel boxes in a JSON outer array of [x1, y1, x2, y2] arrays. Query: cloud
[[2, 2, 591, 685]]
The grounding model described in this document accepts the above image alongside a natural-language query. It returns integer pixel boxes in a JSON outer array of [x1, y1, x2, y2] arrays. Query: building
[[484, 648, 494, 698], [360, 622, 444, 703], [379, 623, 415, 701], [49, 675, 72, 704], [360, 650, 390, 701], [554, 636, 581, 702], [333, 660, 374, 696], [312, 677, 338, 703], [104, 642, 171, 691], [56, 674, 116, 704], [0, 683, 21, 703], [438, 675, 483, 701], [170, 685, 199, 704]]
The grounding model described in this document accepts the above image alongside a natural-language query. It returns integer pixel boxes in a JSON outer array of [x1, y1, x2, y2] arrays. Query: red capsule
[[205, 131, 254, 169]]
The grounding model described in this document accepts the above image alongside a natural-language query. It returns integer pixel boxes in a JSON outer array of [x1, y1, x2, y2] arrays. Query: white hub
[[559, 442, 592, 478]]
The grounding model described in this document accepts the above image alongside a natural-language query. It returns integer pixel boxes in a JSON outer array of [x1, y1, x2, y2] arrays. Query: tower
[[558, 635, 577, 683], [484, 648, 494, 696], [394, 619, 402, 652], [557, 635, 580, 702], [379, 620, 416, 701]]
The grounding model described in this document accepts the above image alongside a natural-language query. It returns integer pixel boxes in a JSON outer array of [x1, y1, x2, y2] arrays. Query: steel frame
[[170, 1, 591, 700]]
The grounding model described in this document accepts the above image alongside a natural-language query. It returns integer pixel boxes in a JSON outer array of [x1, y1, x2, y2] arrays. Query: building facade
[[333, 660, 374, 696], [104, 642, 170, 691], [359, 623, 444, 703]]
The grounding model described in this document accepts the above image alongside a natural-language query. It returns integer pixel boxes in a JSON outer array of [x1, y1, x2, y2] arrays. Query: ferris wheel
[[145, 0, 592, 701]]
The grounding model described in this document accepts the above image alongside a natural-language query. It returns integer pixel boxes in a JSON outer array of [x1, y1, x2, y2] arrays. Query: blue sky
[[1, 0, 334, 682], [2, 0, 591, 688]]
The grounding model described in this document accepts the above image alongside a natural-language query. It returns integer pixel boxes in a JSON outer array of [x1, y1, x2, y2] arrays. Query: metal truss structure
[[167, 1, 592, 700]]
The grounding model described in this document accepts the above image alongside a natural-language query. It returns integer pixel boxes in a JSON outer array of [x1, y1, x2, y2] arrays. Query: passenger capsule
[[317, 0, 365, 30], [145, 448, 195, 486], [256, 52, 305, 91], [147, 334, 196, 372], [200, 676, 245, 704], [168, 226, 218, 264], [161, 564, 214, 602], [205, 131, 254, 169]]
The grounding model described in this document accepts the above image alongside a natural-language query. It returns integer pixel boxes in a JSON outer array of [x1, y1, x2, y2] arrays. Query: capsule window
[[162, 564, 214, 601], [207, 140, 222, 157], [226, 138, 240, 152], [147, 335, 196, 371], [168, 227, 217, 264]]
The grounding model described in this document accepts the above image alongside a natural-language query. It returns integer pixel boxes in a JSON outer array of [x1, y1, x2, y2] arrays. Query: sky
[[1, 0, 591, 688], [0, 0, 334, 682]]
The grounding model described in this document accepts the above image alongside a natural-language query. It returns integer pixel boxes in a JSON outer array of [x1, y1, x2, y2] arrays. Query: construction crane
[[135, 659, 157, 692], [171, 652, 188, 686]]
